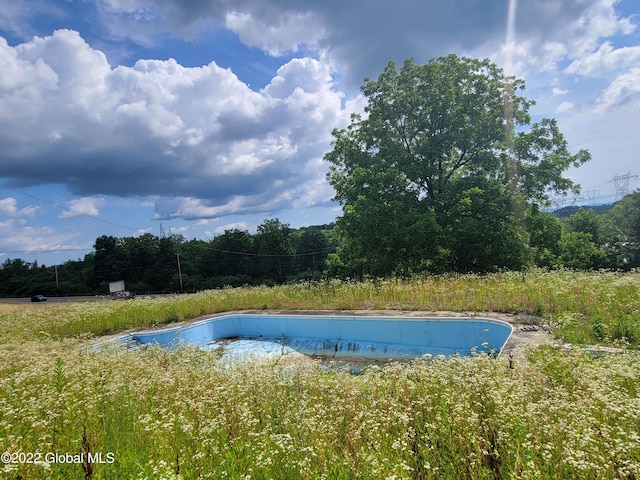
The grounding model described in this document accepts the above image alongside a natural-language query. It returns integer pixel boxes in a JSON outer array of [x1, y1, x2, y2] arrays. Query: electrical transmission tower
[[609, 172, 638, 201], [584, 190, 599, 205], [570, 195, 584, 206], [552, 198, 566, 210]]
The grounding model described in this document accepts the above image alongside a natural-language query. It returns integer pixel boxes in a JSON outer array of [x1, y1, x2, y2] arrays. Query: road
[[0, 294, 174, 304], [0, 296, 109, 304]]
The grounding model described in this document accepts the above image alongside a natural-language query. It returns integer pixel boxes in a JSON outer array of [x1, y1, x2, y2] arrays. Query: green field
[[1, 270, 639, 479]]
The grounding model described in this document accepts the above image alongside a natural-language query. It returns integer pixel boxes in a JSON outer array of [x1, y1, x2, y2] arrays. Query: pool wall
[[119, 314, 513, 359]]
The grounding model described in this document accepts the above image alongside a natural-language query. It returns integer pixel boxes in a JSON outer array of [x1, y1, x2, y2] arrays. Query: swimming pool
[[117, 313, 513, 360]]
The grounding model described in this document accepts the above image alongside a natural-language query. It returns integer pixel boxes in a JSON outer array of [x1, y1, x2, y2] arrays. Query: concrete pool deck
[[95, 309, 554, 363]]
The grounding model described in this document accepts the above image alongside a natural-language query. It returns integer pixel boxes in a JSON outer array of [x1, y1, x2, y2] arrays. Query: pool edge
[[99, 310, 516, 358]]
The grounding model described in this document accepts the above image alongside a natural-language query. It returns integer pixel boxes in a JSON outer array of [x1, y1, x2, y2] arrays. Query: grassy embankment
[[0, 269, 639, 479]]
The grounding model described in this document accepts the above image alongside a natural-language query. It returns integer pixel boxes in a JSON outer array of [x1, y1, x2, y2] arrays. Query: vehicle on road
[[30, 295, 48, 302], [109, 280, 134, 299], [111, 291, 134, 300]]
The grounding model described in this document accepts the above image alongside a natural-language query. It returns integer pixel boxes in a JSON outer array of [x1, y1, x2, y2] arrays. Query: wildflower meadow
[[1, 269, 639, 479]]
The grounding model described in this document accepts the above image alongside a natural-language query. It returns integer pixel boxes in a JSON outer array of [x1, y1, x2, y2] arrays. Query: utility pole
[[54, 265, 59, 286], [175, 253, 183, 292]]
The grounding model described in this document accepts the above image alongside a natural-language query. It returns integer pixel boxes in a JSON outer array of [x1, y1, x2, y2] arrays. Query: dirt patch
[[496, 313, 555, 361]]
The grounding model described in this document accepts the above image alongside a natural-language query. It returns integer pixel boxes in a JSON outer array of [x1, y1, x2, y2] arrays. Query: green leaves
[[513, 118, 590, 203], [325, 54, 589, 275]]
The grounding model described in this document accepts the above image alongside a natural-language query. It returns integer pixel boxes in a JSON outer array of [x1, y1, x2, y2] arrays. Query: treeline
[[323, 192, 640, 278], [1, 192, 640, 298], [0, 219, 338, 297], [535, 191, 640, 271]]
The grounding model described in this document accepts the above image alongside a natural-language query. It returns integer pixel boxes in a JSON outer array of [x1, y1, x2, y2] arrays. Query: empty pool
[[116, 314, 513, 360]]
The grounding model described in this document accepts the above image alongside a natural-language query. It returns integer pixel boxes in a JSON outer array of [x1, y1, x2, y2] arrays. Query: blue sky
[[1, 0, 639, 266]]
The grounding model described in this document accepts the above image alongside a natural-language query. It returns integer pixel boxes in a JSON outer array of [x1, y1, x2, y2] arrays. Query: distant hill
[[552, 204, 614, 218]]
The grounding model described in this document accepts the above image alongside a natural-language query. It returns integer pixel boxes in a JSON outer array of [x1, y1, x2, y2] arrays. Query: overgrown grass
[[1, 343, 639, 479], [2, 269, 638, 346], [1, 270, 639, 479]]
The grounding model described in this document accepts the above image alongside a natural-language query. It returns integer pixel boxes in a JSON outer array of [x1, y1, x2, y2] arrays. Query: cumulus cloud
[[1, 1, 637, 227], [84, 0, 637, 85], [0, 198, 16, 216], [566, 41, 640, 76], [0, 219, 86, 255], [214, 222, 249, 234], [481, 0, 637, 82], [0, 197, 38, 217], [0, 29, 349, 220], [225, 10, 324, 57], [59, 197, 106, 219]]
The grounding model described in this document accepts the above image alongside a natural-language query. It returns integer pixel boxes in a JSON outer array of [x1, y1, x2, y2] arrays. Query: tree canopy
[[325, 54, 590, 275], [0, 220, 336, 297]]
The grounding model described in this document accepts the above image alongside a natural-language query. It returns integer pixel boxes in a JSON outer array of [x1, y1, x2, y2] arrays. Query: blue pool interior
[[118, 314, 514, 360]]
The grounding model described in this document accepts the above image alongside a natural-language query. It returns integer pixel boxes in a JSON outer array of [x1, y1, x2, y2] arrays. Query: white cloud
[[0, 30, 351, 220], [225, 10, 324, 56], [263, 57, 333, 97], [596, 67, 640, 112], [214, 222, 249, 234], [476, 0, 637, 87], [566, 41, 640, 77], [555, 69, 640, 191], [59, 197, 106, 218], [0, 197, 19, 216], [153, 196, 258, 220], [1, 1, 638, 227], [0, 0, 64, 38], [556, 101, 574, 113], [0, 219, 86, 255], [549, 0, 636, 59], [86, 0, 637, 87], [0, 197, 38, 217], [96, 0, 151, 14]]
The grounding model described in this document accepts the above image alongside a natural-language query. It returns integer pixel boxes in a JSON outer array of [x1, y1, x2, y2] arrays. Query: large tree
[[254, 218, 295, 281], [326, 54, 590, 274]]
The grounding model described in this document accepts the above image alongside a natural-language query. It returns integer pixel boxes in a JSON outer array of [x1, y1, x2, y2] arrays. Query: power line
[[209, 247, 335, 258], [1, 184, 337, 260], [0, 247, 93, 254], [2, 245, 336, 264], [550, 189, 618, 208], [0, 183, 138, 232]]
